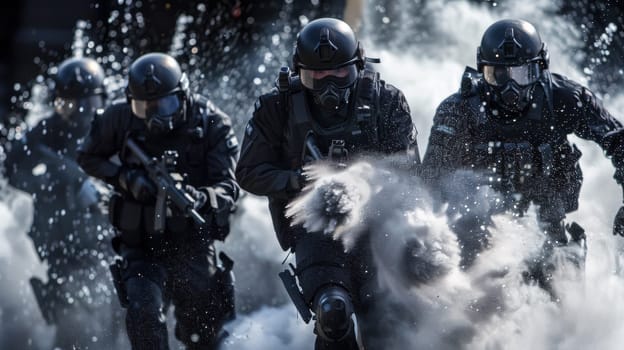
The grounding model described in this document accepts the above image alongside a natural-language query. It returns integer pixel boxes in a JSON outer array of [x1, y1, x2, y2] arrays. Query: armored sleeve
[[198, 109, 241, 230], [377, 83, 420, 165], [421, 94, 470, 188], [603, 128, 624, 189], [572, 87, 623, 143], [568, 84, 624, 185], [235, 93, 299, 200], [76, 103, 128, 184]]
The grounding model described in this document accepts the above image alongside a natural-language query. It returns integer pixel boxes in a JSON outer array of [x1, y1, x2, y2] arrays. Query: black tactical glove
[[287, 169, 307, 193], [118, 167, 157, 203], [185, 184, 208, 210], [199, 186, 235, 241], [76, 178, 101, 210], [613, 206, 624, 237]]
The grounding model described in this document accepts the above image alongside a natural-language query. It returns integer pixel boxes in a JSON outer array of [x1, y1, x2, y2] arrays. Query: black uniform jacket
[[422, 72, 624, 207], [236, 76, 418, 249], [77, 97, 239, 247]]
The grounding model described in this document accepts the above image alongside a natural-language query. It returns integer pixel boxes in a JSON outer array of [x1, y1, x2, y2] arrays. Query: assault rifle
[[279, 132, 351, 323], [124, 138, 206, 233], [302, 131, 348, 165]]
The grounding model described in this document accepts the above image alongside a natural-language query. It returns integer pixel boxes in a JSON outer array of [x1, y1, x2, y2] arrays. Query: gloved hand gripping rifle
[[124, 138, 206, 233], [302, 131, 348, 165]]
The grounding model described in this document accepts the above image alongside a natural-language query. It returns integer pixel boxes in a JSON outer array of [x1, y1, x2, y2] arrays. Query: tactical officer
[[421, 19, 624, 288], [77, 53, 239, 350], [236, 18, 419, 349], [3, 57, 119, 349]]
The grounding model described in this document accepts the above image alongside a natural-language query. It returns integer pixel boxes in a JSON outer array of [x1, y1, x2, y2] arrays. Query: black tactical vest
[[111, 95, 222, 252], [279, 68, 382, 168], [461, 71, 582, 212], [121, 94, 216, 185]]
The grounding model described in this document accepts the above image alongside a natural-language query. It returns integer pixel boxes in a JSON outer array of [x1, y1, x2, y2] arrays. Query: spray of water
[[2, 0, 624, 349], [0, 9, 127, 350]]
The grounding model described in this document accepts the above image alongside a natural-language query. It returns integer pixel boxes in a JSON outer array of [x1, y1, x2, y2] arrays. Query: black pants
[[118, 244, 234, 350], [295, 232, 376, 350]]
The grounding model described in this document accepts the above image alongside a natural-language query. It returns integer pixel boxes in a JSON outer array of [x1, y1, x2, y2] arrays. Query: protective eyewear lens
[[300, 64, 358, 90], [483, 63, 541, 86], [131, 94, 181, 120]]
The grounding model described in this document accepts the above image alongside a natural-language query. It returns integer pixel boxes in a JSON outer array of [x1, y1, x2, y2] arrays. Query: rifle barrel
[[305, 134, 323, 161]]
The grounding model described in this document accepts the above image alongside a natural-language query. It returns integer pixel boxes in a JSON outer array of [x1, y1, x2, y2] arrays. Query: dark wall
[[1, 1, 106, 99]]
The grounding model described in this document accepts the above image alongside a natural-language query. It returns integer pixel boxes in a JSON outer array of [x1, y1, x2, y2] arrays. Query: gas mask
[[312, 82, 352, 111], [482, 62, 541, 113], [300, 64, 358, 111], [130, 93, 186, 135], [54, 95, 104, 135], [494, 79, 534, 112]]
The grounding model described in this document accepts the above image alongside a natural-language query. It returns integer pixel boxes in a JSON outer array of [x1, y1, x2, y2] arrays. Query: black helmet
[[54, 57, 106, 98], [52, 57, 106, 120], [477, 19, 550, 113], [293, 18, 365, 71], [477, 19, 549, 70], [126, 53, 190, 135], [293, 18, 364, 111]]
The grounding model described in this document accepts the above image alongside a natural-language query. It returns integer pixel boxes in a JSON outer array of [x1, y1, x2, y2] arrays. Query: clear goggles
[[300, 64, 358, 91], [130, 93, 182, 119], [482, 63, 541, 87], [54, 95, 104, 117]]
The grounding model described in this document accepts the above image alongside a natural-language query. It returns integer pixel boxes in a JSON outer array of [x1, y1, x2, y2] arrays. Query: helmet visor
[[130, 94, 181, 119], [482, 63, 541, 86], [54, 95, 104, 118], [300, 64, 358, 91]]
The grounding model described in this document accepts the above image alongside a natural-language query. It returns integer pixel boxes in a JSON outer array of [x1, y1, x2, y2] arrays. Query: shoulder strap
[[353, 68, 381, 146], [277, 66, 293, 115], [187, 94, 215, 141], [464, 94, 486, 127], [275, 67, 316, 168]]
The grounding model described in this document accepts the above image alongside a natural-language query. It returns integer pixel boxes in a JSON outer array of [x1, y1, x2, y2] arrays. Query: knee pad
[[314, 285, 354, 342]]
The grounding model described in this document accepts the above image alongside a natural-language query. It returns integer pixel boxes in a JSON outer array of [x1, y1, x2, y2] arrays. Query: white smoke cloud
[[355, 1, 624, 349], [221, 305, 314, 350], [282, 155, 618, 349], [0, 189, 54, 349], [286, 161, 375, 247]]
